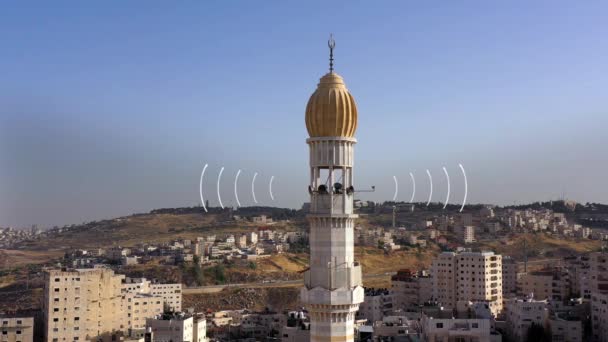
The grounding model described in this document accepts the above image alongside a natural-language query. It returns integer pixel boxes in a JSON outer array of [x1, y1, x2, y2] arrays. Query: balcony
[[310, 193, 354, 215], [304, 262, 362, 290]]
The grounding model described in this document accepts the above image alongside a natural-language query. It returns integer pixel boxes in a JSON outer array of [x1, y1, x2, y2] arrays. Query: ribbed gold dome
[[305, 72, 358, 138]]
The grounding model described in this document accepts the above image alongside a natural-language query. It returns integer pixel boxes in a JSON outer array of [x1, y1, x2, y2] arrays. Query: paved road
[[183, 272, 396, 294]]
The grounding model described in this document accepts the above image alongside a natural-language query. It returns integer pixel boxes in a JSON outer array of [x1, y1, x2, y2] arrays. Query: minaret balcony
[[309, 193, 354, 215], [303, 262, 362, 290], [301, 283, 364, 306]]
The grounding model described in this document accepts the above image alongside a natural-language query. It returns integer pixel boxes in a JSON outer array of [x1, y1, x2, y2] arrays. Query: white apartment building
[[247, 231, 258, 245], [432, 251, 503, 316], [589, 252, 608, 295], [502, 256, 520, 297], [518, 268, 570, 302], [591, 292, 608, 342], [422, 315, 500, 342], [356, 289, 392, 323], [236, 234, 248, 248], [549, 315, 583, 342], [456, 252, 502, 315], [504, 297, 549, 342], [0, 317, 34, 342], [126, 294, 164, 334], [563, 255, 592, 298], [122, 278, 183, 312], [44, 268, 182, 342], [150, 284, 182, 312], [390, 270, 432, 312], [43, 268, 126, 342], [432, 252, 457, 309], [146, 313, 206, 342], [459, 226, 476, 244]]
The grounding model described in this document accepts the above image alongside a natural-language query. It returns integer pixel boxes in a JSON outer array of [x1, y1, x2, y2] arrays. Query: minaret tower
[[301, 35, 364, 342]]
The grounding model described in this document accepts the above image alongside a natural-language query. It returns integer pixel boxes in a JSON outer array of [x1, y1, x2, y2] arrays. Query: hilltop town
[[1, 200, 607, 341]]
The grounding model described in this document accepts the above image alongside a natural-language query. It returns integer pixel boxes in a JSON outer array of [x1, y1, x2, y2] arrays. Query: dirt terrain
[[184, 287, 301, 313]]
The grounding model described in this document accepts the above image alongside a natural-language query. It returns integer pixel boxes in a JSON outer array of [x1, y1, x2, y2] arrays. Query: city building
[[504, 297, 549, 342], [458, 225, 476, 244], [432, 252, 457, 310], [43, 267, 125, 341], [146, 313, 206, 342], [502, 256, 520, 297], [421, 315, 500, 342], [126, 294, 164, 335], [390, 269, 432, 312], [150, 283, 182, 312], [518, 268, 571, 302], [122, 278, 182, 312], [549, 314, 583, 342], [0, 317, 34, 342], [591, 292, 608, 342], [356, 288, 392, 323], [432, 251, 503, 316], [300, 39, 364, 342], [589, 251, 608, 295]]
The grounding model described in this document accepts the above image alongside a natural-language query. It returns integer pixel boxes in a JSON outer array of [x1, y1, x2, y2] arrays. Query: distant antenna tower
[[523, 238, 528, 273]]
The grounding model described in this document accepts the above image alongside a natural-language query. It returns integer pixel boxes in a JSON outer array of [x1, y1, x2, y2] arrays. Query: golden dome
[[305, 72, 358, 138]]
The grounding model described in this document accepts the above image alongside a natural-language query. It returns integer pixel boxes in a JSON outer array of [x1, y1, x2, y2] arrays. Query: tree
[[214, 264, 226, 284], [192, 255, 204, 286]]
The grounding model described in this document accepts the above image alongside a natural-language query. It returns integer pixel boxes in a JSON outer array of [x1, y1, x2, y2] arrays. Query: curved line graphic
[[459, 163, 468, 212], [252, 172, 258, 204], [409, 172, 416, 203], [442, 167, 451, 209], [234, 169, 242, 207], [217, 167, 225, 209], [199, 163, 208, 213], [269, 176, 275, 201], [426, 169, 433, 206], [392, 176, 399, 201]]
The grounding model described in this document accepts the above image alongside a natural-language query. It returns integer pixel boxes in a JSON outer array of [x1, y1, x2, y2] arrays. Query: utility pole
[[392, 206, 397, 229]]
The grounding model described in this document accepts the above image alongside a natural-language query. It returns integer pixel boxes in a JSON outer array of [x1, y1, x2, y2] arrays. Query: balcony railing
[[304, 262, 362, 290], [310, 194, 354, 215]]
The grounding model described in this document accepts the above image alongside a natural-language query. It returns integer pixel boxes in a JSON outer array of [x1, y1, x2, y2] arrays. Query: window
[[436, 323, 443, 328], [472, 323, 479, 328], [55, 278, 60, 282], [16, 320, 21, 324], [16, 331, 21, 335]]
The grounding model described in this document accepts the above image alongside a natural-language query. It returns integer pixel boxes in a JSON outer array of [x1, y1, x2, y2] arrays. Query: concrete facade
[[43, 268, 125, 341], [145, 314, 206, 342], [504, 297, 549, 342], [432, 251, 503, 316], [0, 317, 34, 342]]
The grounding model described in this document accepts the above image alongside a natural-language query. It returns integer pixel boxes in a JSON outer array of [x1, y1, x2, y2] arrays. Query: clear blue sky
[[1, 1, 607, 227]]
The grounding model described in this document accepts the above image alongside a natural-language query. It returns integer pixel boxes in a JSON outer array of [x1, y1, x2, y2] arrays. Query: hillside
[[14, 207, 302, 251]]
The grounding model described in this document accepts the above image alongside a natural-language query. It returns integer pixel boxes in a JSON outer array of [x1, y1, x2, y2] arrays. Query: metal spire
[[328, 34, 336, 73]]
